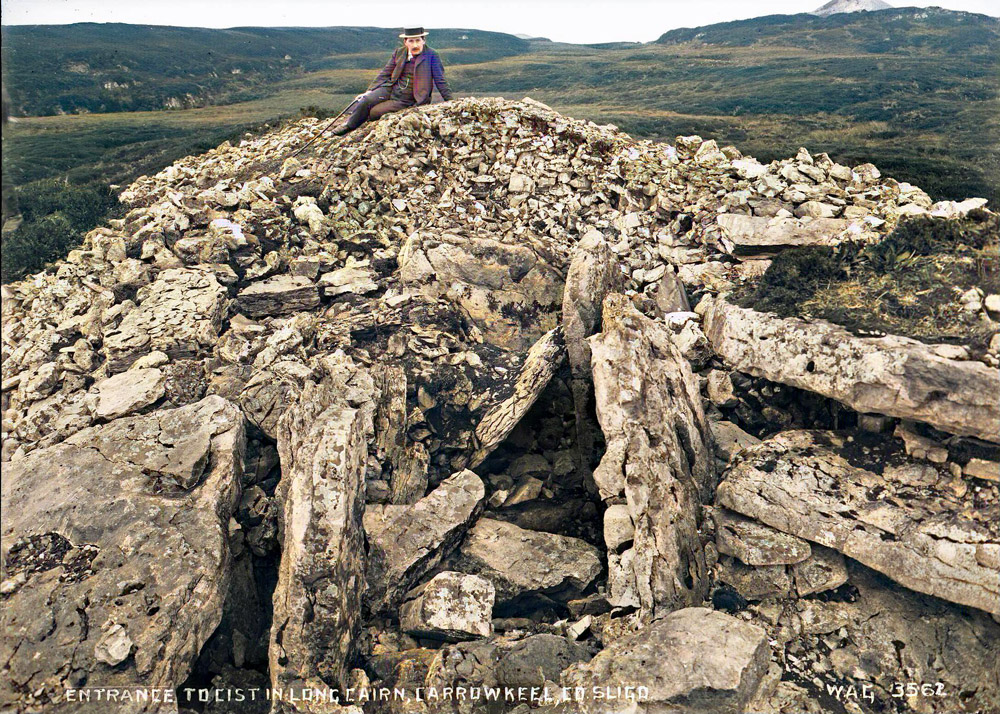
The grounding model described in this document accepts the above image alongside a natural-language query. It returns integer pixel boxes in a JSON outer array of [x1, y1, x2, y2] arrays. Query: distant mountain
[[812, 0, 892, 16], [655, 6, 997, 52]]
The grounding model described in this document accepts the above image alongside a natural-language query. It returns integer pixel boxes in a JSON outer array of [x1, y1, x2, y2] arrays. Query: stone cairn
[[2, 97, 998, 714]]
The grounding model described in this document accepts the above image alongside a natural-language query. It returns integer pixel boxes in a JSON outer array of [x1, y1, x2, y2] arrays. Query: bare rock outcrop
[[1, 397, 244, 713], [716, 430, 1000, 615], [701, 295, 1000, 443]]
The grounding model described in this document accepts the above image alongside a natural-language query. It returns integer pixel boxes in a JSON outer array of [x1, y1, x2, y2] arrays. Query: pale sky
[[1, 0, 996, 44]]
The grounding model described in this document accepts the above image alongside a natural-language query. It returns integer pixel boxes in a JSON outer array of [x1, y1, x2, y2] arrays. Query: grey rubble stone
[[562, 230, 624, 379], [236, 274, 321, 318], [365, 470, 485, 613], [716, 430, 1000, 616], [702, 295, 1000, 443], [496, 634, 592, 687], [271, 367, 374, 696], [792, 544, 848, 596], [603, 504, 635, 552], [399, 231, 564, 352], [716, 213, 850, 256], [710, 419, 762, 463], [559, 607, 769, 714], [717, 543, 847, 601], [90, 367, 166, 419], [718, 556, 794, 600], [589, 294, 713, 617], [793, 200, 839, 218], [457, 518, 602, 604], [399, 572, 495, 642], [714, 508, 812, 566], [103, 268, 227, 372], [1, 397, 244, 713]]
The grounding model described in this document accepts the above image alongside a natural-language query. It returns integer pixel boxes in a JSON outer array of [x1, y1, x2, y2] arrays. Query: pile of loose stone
[[2, 97, 998, 714]]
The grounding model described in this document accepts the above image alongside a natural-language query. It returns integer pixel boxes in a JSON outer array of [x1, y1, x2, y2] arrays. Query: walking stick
[[285, 95, 362, 160]]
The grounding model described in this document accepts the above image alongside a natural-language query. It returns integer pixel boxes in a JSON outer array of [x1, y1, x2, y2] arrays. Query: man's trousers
[[342, 87, 412, 130]]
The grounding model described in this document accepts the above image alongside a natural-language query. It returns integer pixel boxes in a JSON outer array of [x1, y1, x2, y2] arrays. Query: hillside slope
[[0, 23, 529, 115]]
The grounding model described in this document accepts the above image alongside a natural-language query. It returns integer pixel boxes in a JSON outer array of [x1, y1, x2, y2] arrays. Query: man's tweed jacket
[[367, 47, 453, 105]]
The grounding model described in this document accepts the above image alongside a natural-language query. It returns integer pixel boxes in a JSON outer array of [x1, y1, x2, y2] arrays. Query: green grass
[[731, 212, 1000, 354]]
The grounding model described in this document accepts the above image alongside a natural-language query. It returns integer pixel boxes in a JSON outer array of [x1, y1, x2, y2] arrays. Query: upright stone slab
[[271, 365, 374, 699], [562, 230, 625, 480], [588, 294, 714, 617]]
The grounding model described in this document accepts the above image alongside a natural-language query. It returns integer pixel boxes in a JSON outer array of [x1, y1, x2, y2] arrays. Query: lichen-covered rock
[[589, 294, 714, 617], [748, 561, 1000, 714], [1, 397, 244, 713], [716, 430, 1000, 615], [702, 295, 1000, 443], [88, 367, 166, 419], [713, 508, 812, 566], [558, 607, 769, 714], [270, 357, 375, 697], [399, 572, 495, 642], [562, 230, 625, 379]]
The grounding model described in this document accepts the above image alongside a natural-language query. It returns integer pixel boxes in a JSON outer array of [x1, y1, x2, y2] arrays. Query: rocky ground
[[1, 97, 998, 714]]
